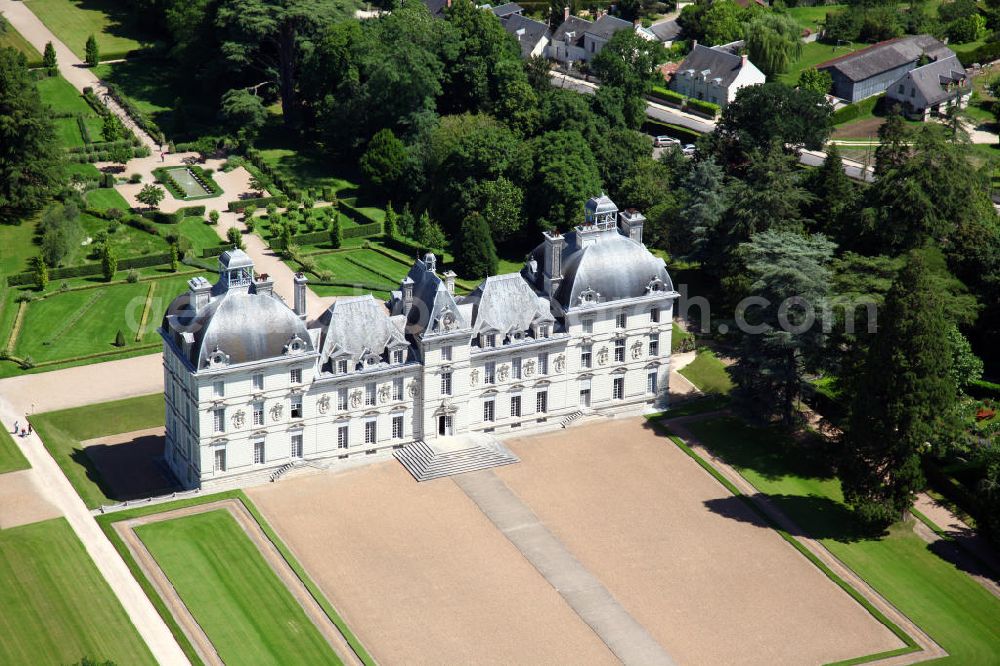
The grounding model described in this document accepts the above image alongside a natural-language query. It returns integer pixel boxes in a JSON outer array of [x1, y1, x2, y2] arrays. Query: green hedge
[[686, 98, 720, 118], [200, 245, 230, 258], [955, 41, 1000, 68], [177, 205, 206, 217], [104, 83, 165, 145], [228, 195, 288, 212], [141, 210, 182, 224], [5, 251, 173, 286], [343, 222, 382, 239], [832, 94, 881, 125], [641, 120, 701, 143], [649, 85, 686, 106], [967, 378, 1000, 399]]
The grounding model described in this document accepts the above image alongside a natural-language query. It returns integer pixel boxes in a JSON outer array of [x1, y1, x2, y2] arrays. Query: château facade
[[160, 195, 679, 488]]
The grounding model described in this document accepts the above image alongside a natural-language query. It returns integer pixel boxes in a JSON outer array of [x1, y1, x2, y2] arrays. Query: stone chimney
[[443, 270, 456, 295], [741, 54, 747, 68], [252, 273, 274, 298], [542, 229, 565, 296], [293, 272, 307, 320], [564, 5, 569, 21], [424, 252, 437, 274], [401, 276, 415, 317], [188, 276, 212, 311], [692, 39, 698, 50], [619, 209, 646, 246]]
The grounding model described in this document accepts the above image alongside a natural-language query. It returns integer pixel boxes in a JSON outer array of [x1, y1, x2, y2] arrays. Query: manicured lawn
[[178, 216, 223, 252], [785, 4, 845, 34], [52, 117, 86, 148], [0, 23, 43, 67], [24, 0, 152, 60], [685, 416, 1000, 663], [310, 250, 400, 288], [0, 428, 29, 474], [76, 212, 170, 261], [136, 510, 342, 666], [36, 73, 91, 115], [31, 393, 163, 508], [258, 147, 362, 194], [778, 40, 869, 86], [0, 222, 37, 276], [65, 162, 102, 181], [679, 348, 733, 394], [85, 187, 130, 212], [0, 518, 155, 664]]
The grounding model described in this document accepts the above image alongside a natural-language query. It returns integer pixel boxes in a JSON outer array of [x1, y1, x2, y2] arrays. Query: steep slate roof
[[502, 13, 551, 58], [649, 19, 681, 42], [396, 256, 468, 337], [898, 55, 967, 106], [490, 2, 523, 18], [461, 274, 553, 336], [676, 43, 747, 88], [818, 35, 952, 82], [423, 0, 449, 18], [552, 16, 592, 45], [586, 14, 633, 40], [314, 295, 407, 367]]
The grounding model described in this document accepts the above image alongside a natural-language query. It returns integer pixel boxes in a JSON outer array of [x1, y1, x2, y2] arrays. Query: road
[[550, 71, 875, 183]]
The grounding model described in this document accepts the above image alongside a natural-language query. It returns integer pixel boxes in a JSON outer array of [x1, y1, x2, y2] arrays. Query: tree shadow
[[926, 531, 1000, 587], [703, 494, 883, 543], [71, 0, 157, 48]]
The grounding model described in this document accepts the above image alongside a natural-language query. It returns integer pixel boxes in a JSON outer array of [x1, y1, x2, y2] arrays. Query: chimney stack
[[542, 230, 566, 297], [741, 54, 747, 67], [252, 273, 274, 298], [564, 5, 569, 20], [401, 277, 414, 317], [293, 273, 307, 319], [443, 270, 456, 295], [188, 276, 212, 311], [619, 209, 646, 246]]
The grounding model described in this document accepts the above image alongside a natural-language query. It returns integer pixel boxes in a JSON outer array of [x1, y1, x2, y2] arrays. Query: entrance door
[[438, 415, 453, 436], [580, 389, 591, 408]]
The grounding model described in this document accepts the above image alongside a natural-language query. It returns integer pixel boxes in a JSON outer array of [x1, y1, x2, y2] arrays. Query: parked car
[[654, 136, 680, 148], [682, 144, 696, 156]]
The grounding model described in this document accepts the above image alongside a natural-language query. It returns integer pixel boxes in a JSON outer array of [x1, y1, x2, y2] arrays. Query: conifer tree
[[840, 251, 960, 525], [384, 203, 397, 240], [806, 144, 856, 242], [169, 244, 179, 272], [32, 256, 48, 291], [455, 212, 498, 278], [85, 35, 99, 67], [329, 215, 342, 249], [874, 108, 909, 177], [42, 42, 57, 75], [101, 244, 117, 281]]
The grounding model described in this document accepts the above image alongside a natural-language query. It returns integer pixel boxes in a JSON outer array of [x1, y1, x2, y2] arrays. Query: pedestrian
[[160, 151, 165, 163], [12, 420, 18, 434], [27, 422, 32, 435], [20, 428, 26, 438]]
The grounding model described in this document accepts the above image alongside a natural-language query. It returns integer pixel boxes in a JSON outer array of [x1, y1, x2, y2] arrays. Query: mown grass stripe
[[5, 300, 28, 356], [135, 281, 156, 342]]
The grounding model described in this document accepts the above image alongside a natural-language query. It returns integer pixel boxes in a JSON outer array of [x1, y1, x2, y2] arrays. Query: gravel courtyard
[[250, 417, 905, 665]]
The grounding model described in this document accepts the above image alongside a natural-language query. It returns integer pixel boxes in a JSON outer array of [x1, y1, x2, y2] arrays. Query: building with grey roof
[[548, 11, 638, 64], [670, 42, 766, 107], [489, 2, 523, 18], [818, 34, 954, 103], [161, 196, 678, 489], [648, 19, 682, 45], [885, 54, 969, 120], [500, 12, 551, 58]]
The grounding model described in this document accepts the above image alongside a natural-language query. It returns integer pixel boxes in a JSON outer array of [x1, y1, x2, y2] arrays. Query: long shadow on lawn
[[703, 493, 880, 542], [71, 0, 157, 47], [926, 533, 1000, 587]]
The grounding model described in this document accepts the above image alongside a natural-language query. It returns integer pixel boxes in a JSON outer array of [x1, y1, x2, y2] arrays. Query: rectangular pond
[[165, 167, 213, 198]]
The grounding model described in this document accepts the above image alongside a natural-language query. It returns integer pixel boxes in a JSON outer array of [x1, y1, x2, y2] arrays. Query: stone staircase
[[394, 436, 520, 482], [270, 459, 308, 483], [560, 410, 585, 428]]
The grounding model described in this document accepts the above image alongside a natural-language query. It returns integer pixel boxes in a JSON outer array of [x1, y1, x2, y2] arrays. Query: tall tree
[[39, 203, 83, 266], [730, 230, 836, 426], [455, 212, 498, 278], [85, 35, 99, 67], [744, 12, 802, 77], [805, 144, 857, 242], [219, 88, 267, 140], [42, 41, 57, 74], [679, 157, 728, 262], [873, 107, 909, 177], [591, 29, 667, 99], [101, 243, 118, 281], [797, 68, 832, 95], [840, 252, 960, 525], [713, 82, 832, 158], [0, 48, 62, 224], [529, 129, 602, 231], [360, 128, 409, 197]]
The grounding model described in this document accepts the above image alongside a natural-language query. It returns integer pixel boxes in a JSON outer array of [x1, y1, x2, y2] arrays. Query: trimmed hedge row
[[66, 145, 150, 163], [687, 98, 720, 117], [6, 251, 174, 286], [343, 222, 382, 239], [200, 245, 231, 258], [68, 137, 141, 154], [649, 85, 685, 106], [832, 94, 881, 125], [647, 86, 719, 118], [104, 82, 166, 145], [968, 378, 1000, 400], [229, 195, 289, 212]]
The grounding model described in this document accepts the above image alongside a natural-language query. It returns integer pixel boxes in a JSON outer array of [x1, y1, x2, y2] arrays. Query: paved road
[[454, 469, 677, 666], [550, 71, 876, 182]]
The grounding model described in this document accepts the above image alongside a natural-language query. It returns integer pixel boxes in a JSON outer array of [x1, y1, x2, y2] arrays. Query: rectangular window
[[253, 439, 265, 465], [337, 388, 348, 411], [650, 308, 660, 323], [647, 371, 658, 395], [649, 333, 659, 357], [615, 339, 625, 363], [539, 353, 548, 375], [213, 381, 225, 397], [485, 361, 496, 384], [393, 377, 403, 401], [511, 395, 521, 417], [291, 434, 303, 458], [441, 372, 452, 395], [290, 368, 302, 384], [252, 373, 264, 391], [442, 345, 452, 361], [213, 408, 225, 433], [338, 425, 349, 449], [253, 402, 264, 426], [484, 399, 495, 422], [365, 382, 376, 406], [392, 415, 404, 439], [393, 349, 404, 364], [512, 357, 521, 379], [616, 312, 627, 329], [365, 420, 377, 445], [613, 377, 624, 400], [536, 391, 548, 414], [484, 333, 496, 348], [538, 325, 549, 338], [583, 319, 593, 333], [291, 396, 302, 419], [214, 448, 226, 472], [580, 388, 591, 407], [581, 345, 592, 369], [898, 84, 904, 94], [336, 359, 348, 374]]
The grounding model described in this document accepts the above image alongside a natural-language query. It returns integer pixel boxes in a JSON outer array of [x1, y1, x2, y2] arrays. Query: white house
[[548, 12, 637, 64], [670, 42, 766, 107], [885, 54, 970, 120], [160, 195, 678, 489]]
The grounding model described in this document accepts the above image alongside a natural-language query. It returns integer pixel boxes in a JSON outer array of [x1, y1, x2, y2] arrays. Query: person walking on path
[[12, 420, 18, 434], [27, 421, 33, 435]]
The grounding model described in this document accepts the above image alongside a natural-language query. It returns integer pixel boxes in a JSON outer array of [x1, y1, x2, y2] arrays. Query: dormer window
[[392, 349, 404, 364], [336, 359, 348, 374], [208, 348, 229, 367], [483, 333, 496, 348]]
